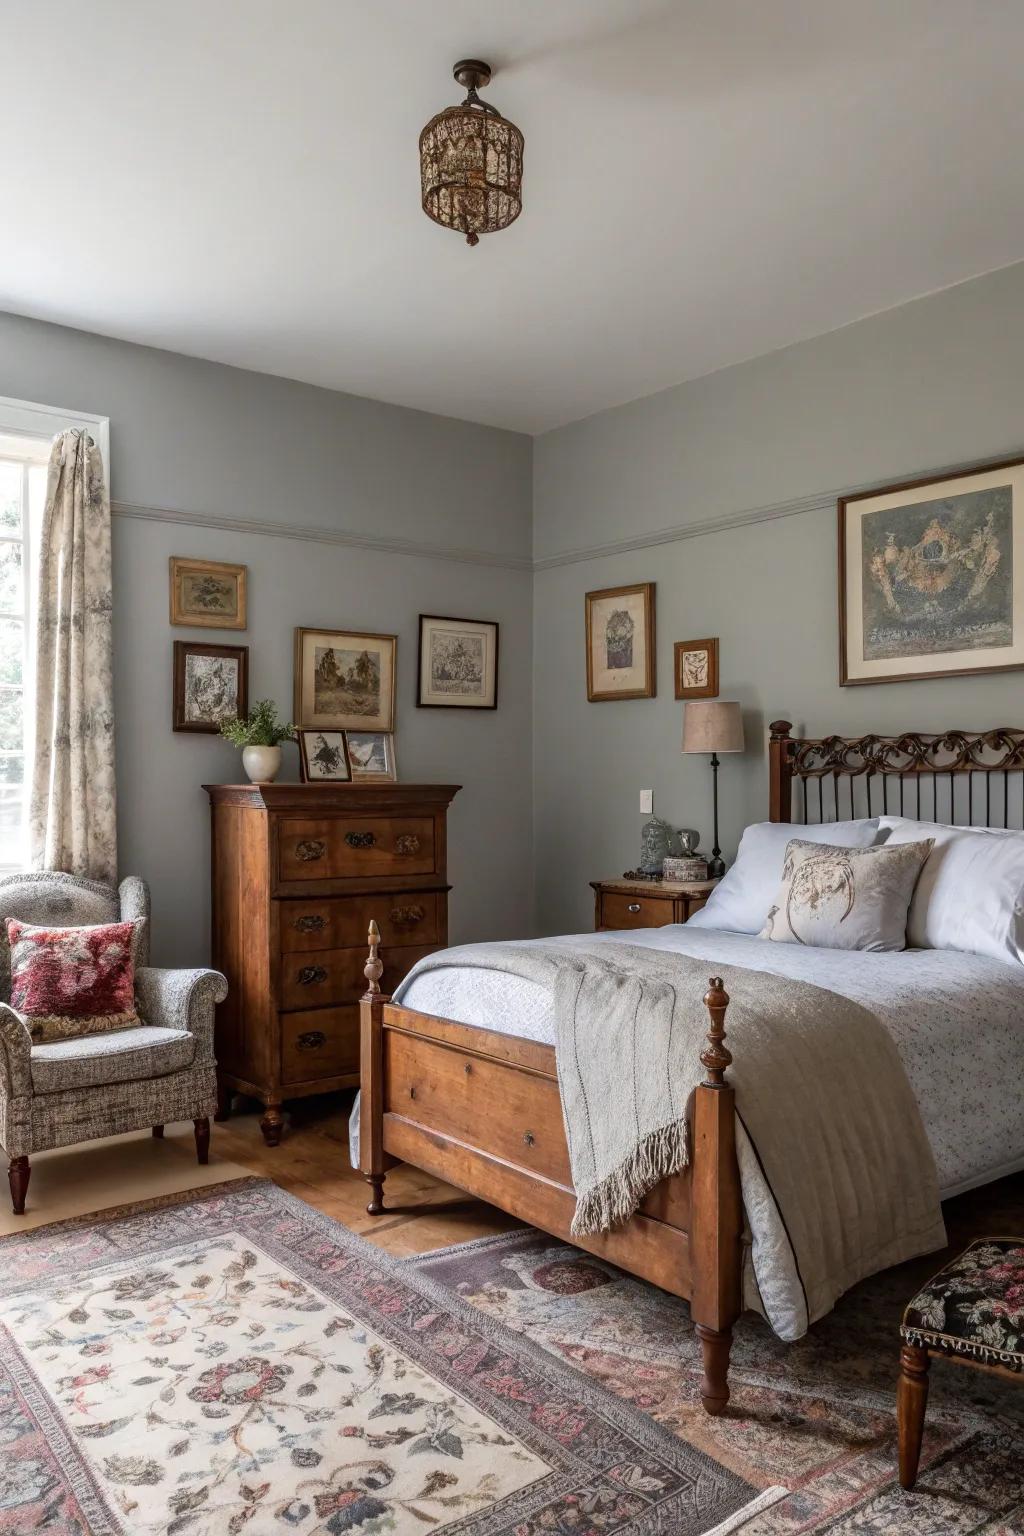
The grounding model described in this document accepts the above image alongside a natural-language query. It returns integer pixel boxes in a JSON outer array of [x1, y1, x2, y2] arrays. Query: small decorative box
[[663, 856, 709, 882]]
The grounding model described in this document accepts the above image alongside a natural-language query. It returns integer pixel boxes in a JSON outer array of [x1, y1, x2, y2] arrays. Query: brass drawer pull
[[627, 902, 641, 914], [294, 914, 327, 933], [389, 903, 425, 926], [297, 965, 328, 986], [523, 1130, 535, 1147], [296, 1030, 326, 1050], [345, 831, 376, 849], [295, 839, 326, 862], [394, 834, 421, 856]]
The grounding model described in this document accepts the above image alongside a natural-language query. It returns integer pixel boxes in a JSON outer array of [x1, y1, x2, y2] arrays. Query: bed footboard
[[358, 924, 744, 1414]]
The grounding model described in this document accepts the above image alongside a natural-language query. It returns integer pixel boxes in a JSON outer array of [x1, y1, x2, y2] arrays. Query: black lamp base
[[707, 854, 726, 880]]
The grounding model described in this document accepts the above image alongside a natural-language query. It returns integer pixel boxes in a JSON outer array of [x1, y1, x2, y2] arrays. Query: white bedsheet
[[355, 925, 1024, 1335], [398, 926, 1024, 1202]]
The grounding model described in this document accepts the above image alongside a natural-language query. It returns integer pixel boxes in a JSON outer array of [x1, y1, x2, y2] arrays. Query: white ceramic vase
[[241, 744, 282, 784]]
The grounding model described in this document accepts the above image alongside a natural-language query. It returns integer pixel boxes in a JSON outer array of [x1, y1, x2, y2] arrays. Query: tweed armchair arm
[[118, 876, 151, 967], [135, 968, 228, 1065], [0, 1003, 32, 1097]]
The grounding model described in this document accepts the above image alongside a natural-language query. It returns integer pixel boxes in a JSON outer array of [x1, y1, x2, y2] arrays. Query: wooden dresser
[[590, 876, 719, 930], [205, 782, 460, 1144]]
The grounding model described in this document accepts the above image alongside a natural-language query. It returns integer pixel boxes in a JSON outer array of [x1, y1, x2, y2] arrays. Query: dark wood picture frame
[[839, 454, 1024, 687], [585, 582, 656, 702], [172, 641, 249, 733], [298, 729, 352, 783], [674, 637, 719, 700], [417, 614, 499, 710]]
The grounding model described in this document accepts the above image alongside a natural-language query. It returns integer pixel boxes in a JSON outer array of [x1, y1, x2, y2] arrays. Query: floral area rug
[[408, 1173, 1024, 1535], [0, 1178, 780, 1535]]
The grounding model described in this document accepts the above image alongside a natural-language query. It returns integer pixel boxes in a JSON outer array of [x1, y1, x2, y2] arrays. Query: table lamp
[[682, 701, 744, 878]]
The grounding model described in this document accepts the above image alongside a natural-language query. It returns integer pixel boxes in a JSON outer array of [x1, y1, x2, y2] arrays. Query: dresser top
[[204, 782, 461, 810]]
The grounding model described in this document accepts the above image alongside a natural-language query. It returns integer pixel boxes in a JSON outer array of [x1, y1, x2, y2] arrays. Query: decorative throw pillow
[[6, 919, 142, 1043], [758, 838, 934, 951]]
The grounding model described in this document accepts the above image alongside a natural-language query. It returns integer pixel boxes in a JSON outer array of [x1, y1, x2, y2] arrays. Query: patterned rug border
[[0, 1177, 774, 1536]]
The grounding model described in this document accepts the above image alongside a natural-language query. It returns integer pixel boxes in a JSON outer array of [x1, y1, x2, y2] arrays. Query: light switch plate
[[640, 789, 653, 814]]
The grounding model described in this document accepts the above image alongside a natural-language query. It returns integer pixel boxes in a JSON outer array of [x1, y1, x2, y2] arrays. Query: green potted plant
[[220, 700, 295, 783]]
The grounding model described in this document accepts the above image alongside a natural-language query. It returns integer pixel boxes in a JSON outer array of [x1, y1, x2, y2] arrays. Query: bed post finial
[[701, 977, 732, 1087], [769, 719, 795, 824], [363, 919, 383, 999]]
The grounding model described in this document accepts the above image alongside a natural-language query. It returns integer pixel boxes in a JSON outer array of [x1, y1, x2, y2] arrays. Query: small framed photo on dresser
[[674, 637, 719, 699], [298, 730, 351, 782], [417, 614, 498, 709], [172, 641, 248, 733], [345, 731, 396, 782]]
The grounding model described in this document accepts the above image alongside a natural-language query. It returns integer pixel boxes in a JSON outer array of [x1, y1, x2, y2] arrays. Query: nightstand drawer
[[278, 816, 436, 883], [600, 891, 674, 929]]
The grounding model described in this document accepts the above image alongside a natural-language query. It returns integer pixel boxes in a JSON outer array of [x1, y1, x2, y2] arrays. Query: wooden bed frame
[[359, 720, 1024, 1414]]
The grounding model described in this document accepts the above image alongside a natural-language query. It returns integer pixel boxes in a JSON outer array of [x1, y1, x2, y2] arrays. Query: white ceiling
[[5, 0, 1024, 435]]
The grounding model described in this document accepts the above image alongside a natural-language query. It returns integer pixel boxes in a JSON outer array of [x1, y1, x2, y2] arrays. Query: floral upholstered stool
[[898, 1237, 1024, 1489]]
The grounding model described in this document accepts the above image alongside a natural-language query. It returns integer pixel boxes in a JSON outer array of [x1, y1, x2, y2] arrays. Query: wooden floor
[[212, 1089, 524, 1258]]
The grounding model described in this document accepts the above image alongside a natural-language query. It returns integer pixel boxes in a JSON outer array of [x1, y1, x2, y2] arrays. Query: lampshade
[[682, 701, 744, 754], [420, 61, 524, 247]]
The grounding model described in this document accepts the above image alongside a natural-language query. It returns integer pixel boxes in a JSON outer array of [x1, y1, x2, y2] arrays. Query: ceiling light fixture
[[419, 60, 523, 247]]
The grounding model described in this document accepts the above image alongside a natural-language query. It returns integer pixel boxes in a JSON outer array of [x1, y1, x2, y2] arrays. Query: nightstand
[[590, 877, 720, 931]]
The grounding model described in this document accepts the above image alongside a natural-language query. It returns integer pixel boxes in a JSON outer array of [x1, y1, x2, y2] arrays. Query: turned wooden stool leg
[[152, 1124, 164, 1138], [193, 1117, 211, 1165], [8, 1156, 30, 1215], [898, 1343, 930, 1489]]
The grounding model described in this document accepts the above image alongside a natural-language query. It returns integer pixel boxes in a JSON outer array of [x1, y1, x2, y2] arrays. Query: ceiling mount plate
[[453, 59, 492, 93]]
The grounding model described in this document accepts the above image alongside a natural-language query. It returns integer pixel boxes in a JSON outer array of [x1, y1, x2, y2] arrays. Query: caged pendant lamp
[[420, 60, 524, 246]]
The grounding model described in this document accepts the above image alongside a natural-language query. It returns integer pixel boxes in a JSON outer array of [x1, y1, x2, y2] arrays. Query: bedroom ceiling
[[5, 0, 1024, 435]]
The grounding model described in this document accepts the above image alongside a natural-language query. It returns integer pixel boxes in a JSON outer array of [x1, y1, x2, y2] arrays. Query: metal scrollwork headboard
[[768, 719, 1024, 829]]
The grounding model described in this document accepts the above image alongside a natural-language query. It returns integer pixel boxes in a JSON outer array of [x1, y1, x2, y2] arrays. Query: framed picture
[[674, 637, 719, 700], [417, 614, 498, 709], [345, 731, 396, 782], [840, 456, 1024, 686], [172, 641, 248, 733], [585, 583, 655, 701], [169, 557, 247, 629], [298, 730, 351, 782], [294, 628, 396, 732]]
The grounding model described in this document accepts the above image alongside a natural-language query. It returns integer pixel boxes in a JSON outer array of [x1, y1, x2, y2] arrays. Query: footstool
[[898, 1237, 1024, 1489]]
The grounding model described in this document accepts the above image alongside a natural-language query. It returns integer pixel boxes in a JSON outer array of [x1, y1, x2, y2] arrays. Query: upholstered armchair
[[0, 872, 228, 1215]]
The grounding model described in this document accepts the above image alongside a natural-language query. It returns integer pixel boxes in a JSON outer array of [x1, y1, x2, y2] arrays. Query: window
[[0, 437, 46, 870]]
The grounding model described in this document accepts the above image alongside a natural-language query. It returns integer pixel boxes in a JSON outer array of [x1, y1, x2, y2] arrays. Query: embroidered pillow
[[6, 919, 141, 1043], [759, 838, 934, 952]]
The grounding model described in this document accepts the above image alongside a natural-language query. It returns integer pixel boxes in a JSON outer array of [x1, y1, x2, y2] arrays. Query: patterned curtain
[[29, 430, 117, 882]]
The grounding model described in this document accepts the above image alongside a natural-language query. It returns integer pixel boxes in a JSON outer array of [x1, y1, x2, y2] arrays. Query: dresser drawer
[[279, 943, 434, 1011], [279, 893, 442, 953], [281, 1006, 360, 1085], [600, 891, 675, 929], [278, 817, 436, 883]]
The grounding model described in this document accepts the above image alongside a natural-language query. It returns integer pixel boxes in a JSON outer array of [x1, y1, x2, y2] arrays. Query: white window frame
[[0, 397, 110, 872]]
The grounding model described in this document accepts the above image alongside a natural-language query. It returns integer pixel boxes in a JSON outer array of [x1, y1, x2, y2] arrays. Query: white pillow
[[881, 816, 1024, 964], [686, 818, 884, 935]]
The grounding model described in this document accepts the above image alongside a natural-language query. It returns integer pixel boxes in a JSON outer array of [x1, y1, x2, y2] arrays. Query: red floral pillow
[[6, 919, 141, 1043]]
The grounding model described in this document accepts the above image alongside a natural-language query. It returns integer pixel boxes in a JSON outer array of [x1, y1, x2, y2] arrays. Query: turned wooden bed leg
[[898, 1343, 930, 1489], [690, 977, 744, 1415], [360, 921, 393, 1216]]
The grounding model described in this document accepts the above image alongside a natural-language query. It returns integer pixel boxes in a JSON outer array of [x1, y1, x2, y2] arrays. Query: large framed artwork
[[585, 582, 655, 701], [172, 642, 248, 733], [840, 456, 1024, 686], [417, 614, 498, 709], [169, 557, 247, 630], [294, 628, 396, 732]]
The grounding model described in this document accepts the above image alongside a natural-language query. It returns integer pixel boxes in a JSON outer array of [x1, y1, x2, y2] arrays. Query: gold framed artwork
[[345, 731, 397, 781], [293, 628, 396, 732], [417, 614, 498, 709], [298, 730, 351, 782], [585, 583, 655, 701], [169, 557, 247, 629], [674, 637, 719, 700], [840, 455, 1024, 686]]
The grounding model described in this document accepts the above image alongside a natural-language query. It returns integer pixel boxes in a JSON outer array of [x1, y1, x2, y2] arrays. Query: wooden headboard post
[[768, 719, 795, 823]]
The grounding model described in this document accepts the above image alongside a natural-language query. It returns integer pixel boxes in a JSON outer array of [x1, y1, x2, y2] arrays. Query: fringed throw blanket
[[395, 939, 946, 1335]]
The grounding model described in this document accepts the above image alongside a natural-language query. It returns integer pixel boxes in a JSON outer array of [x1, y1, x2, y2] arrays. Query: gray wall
[[533, 261, 1024, 934], [0, 312, 534, 964]]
